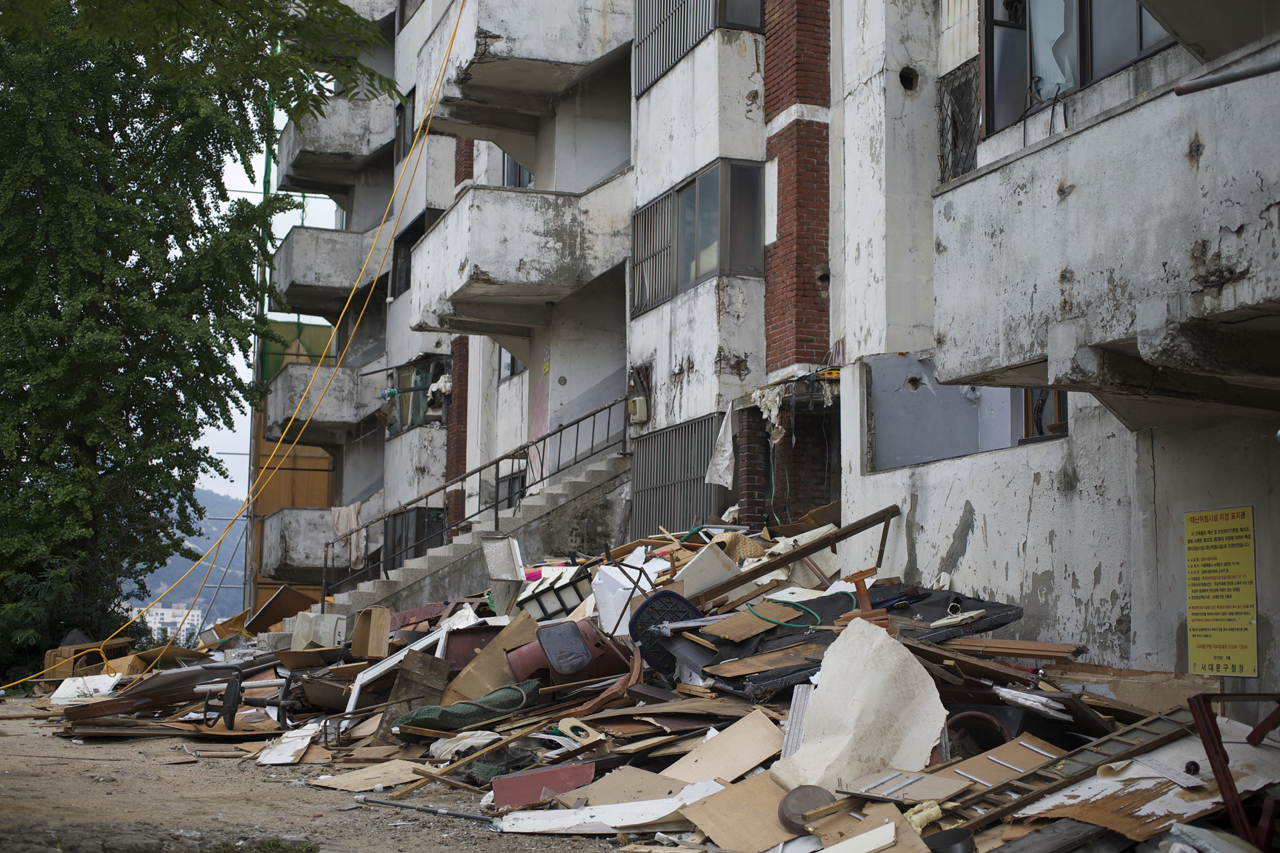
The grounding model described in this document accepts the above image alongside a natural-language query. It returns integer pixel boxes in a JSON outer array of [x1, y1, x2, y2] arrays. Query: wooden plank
[[901, 638, 1037, 686], [663, 709, 783, 784], [700, 602, 804, 642], [989, 819, 1109, 853], [703, 642, 828, 678], [938, 638, 1084, 662]]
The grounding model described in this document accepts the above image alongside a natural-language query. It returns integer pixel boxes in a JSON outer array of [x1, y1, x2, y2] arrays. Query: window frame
[[498, 346, 527, 383], [631, 158, 765, 317], [1023, 388, 1069, 438], [982, 0, 1175, 137], [394, 88, 416, 163]]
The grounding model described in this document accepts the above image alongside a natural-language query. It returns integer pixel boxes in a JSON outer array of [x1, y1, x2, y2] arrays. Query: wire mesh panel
[[630, 413, 723, 540], [938, 58, 980, 183], [635, 0, 717, 96], [631, 191, 677, 316]]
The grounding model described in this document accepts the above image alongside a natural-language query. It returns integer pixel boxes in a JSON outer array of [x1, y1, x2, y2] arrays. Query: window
[[394, 89, 416, 162], [497, 471, 526, 510], [939, 59, 980, 182], [635, 0, 765, 96], [383, 507, 444, 573], [503, 153, 532, 189], [984, 0, 1173, 135], [385, 355, 451, 436], [391, 213, 427, 299], [631, 160, 764, 316], [1023, 389, 1068, 439], [498, 347, 527, 382]]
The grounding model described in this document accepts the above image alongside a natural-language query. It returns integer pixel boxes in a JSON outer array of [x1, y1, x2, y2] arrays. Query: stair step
[[333, 590, 378, 610], [358, 579, 400, 598], [255, 631, 293, 652], [389, 565, 432, 586]]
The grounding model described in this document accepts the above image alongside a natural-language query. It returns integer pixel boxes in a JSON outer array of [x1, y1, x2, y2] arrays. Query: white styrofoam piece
[[50, 673, 122, 704], [672, 542, 740, 597], [257, 722, 320, 765], [825, 821, 895, 853]]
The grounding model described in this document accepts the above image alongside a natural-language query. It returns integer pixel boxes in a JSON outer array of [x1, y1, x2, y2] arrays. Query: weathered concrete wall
[[383, 424, 448, 509], [539, 56, 632, 193], [934, 39, 1279, 384], [340, 428, 385, 506], [835, 0, 938, 357], [633, 29, 765, 207], [279, 96, 395, 181], [264, 362, 383, 442], [376, 466, 630, 612], [628, 275, 766, 431], [262, 507, 346, 582], [547, 270, 627, 429], [274, 227, 370, 317]]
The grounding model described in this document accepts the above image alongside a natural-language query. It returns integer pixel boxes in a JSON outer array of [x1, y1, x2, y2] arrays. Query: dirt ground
[[0, 700, 616, 853]]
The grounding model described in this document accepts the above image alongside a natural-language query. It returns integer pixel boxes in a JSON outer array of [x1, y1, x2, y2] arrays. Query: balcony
[[932, 36, 1280, 427], [418, 0, 631, 137], [265, 362, 384, 446], [260, 505, 386, 583], [274, 226, 390, 318], [411, 170, 630, 337], [277, 96, 395, 194]]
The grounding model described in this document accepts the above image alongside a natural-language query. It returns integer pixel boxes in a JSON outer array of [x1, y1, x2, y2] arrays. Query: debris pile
[[34, 501, 1280, 852]]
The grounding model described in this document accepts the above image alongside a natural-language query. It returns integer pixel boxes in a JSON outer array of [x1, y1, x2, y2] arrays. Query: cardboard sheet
[[771, 619, 946, 792], [663, 709, 782, 784], [678, 772, 797, 853], [817, 803, 927, 852], [308, 759, 425, 792]]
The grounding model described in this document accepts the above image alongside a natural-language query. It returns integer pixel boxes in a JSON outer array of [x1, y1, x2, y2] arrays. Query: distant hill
[[128, 488, 249, 625]]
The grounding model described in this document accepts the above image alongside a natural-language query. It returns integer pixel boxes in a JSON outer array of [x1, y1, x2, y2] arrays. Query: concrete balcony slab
[[274, 225, 390, 318], [932, 35, 1280, 421], [261, 507, 343, 584], [278, 95, 395, 194], [411, 171, 630, 336], [265, 362, 384, 445]]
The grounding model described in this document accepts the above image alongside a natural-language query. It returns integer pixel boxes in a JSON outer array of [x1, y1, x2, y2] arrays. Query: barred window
[[631, 160, 764, 316], [938, 58, 979, 183], [635, 0, 765, 97]]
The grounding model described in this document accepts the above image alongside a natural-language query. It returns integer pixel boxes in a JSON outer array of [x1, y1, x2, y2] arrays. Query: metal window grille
[[635, 0, 717, 96], [938, 58, 980, 183], [630, 413, 724, 540], [631, 192, 677, 316]]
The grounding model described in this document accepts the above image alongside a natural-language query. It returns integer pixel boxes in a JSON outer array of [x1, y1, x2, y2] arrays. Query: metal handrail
[[321, 396, 627, 604]]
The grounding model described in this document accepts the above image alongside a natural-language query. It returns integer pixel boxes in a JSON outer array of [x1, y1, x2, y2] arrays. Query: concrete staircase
[[267, 452, 630, 647]]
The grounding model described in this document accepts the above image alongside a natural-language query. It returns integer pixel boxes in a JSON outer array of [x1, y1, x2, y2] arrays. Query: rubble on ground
[[26, 501, 1280, 852]]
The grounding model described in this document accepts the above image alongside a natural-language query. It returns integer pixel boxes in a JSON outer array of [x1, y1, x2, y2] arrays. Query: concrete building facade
[[262, 0, 1280, 697]]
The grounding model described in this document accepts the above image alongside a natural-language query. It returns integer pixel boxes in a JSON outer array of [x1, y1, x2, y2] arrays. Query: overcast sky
[[196, 132, 338, 503]]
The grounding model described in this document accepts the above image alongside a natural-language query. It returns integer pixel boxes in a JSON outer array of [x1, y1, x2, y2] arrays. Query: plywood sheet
[[820, 803, 927, 853], [663, 709, 783, 784], [703, 642, 828, 678], [678, 772, 797, 853], [309, 759, 425, 792], [701, 602, 804, 642], [554, 767, 686, 808]]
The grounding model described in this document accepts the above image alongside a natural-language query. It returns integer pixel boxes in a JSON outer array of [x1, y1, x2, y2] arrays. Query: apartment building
[[261, 0, 1280, 695]]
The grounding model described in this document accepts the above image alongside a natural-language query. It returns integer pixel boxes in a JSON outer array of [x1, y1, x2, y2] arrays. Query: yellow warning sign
[[1185, 506, 1257, 677]]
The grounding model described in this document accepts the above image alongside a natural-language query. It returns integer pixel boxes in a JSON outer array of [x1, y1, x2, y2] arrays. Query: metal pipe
[[1176, 56, 1280, 96], [354, 795, 492, 823]]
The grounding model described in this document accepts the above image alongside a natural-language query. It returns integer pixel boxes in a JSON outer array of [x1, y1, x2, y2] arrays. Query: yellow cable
[[1, 0, 471, 691]]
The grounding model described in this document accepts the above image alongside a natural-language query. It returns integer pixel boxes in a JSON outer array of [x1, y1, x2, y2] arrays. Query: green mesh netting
[[391, 679, 542, 743]]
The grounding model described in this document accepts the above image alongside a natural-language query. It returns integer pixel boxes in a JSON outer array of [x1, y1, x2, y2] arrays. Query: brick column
[[454, 137, 474, 197], [735, 407, 770, 532], [763, 0, 831, 373], [446, 335, 469, 535]]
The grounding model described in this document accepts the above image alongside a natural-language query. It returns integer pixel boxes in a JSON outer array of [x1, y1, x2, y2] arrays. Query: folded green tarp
[[391, 679, 542, 743]]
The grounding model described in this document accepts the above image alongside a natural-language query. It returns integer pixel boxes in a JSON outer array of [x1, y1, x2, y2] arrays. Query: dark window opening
[[498, 346, 527, 382], [391, 212, 430, 299], [1023, 389, 1069, 439], [394, 88, 416, 162], [497, 471, 527, 510], [983, 0, 1174, 136], [383, 354, 452, 436], [503, 153, 532, 188], [383, 507, 444, 573], [631, 159, 764, 316]]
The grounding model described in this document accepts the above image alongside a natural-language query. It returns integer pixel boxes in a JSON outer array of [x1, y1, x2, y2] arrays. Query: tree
[[0, 1, 387, 679]]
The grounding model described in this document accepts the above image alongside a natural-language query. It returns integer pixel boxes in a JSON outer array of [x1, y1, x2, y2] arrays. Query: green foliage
[[0, 6, 299, 681], [0, 0, 399, 123]]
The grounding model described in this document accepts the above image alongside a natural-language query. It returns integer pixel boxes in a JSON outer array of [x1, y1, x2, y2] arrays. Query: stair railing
[[321, 396, 628, 607]]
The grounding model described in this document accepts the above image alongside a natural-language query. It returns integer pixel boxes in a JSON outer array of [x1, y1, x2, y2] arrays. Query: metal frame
[[321, 396, 627, 602], [1187, 693, 1280, 850], [634, 0, 765, 97]]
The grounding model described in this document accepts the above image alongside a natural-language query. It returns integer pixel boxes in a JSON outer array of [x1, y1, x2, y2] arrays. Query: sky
[[195, 130, 338, 502]]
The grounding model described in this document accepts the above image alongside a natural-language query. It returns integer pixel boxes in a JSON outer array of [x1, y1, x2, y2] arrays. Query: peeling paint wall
[[628, 276, 767, 431], [383, 424, 448, 509]]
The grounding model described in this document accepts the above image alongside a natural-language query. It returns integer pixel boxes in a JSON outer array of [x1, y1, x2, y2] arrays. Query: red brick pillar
[[454, 137, 474, 197], [763, 0, 831, 373], [446, 335, 469, 535], [735, 407, 770, 532]]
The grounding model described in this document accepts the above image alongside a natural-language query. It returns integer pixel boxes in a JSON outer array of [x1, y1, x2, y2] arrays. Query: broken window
[[503, 153, 532, 189], [384, 354, 451, 436], [632, 160, 764, 316], [498, 346, 527, 382], [983, 0, 1174, 135], [635, 0, 765, 96]]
